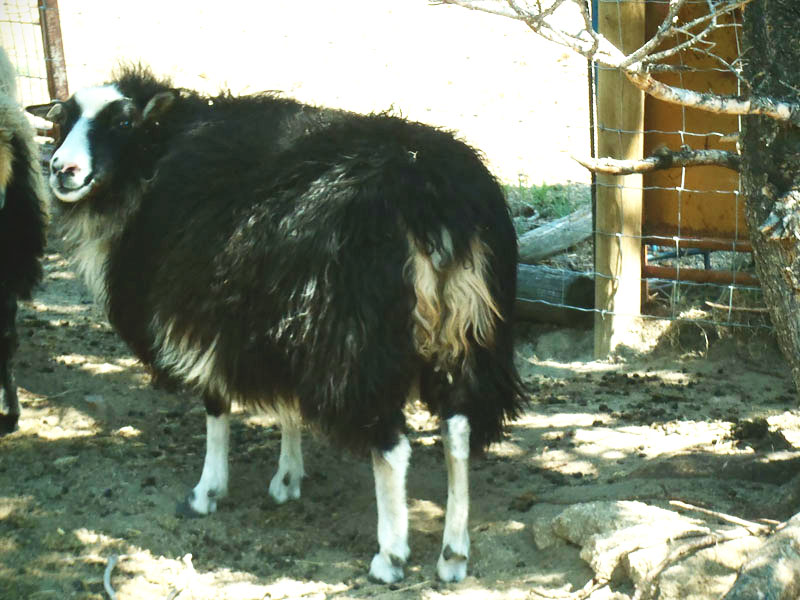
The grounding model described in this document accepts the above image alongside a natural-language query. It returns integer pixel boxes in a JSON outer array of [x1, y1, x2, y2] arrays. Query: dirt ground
[[3, 2, 799, 598], [1, 232, 798, 600]]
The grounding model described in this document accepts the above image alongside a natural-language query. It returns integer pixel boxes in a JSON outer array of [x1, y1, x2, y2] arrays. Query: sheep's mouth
[[50, 172, 99, 203]]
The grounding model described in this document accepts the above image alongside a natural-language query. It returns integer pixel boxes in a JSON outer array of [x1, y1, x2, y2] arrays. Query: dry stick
[[387, 580, 432, 594], [530, 577, 610, 600], [669, 500, 773, 535], [104, 555, 120, 600], [633, 527, 767, 600], [705, 301, 770, 314], [573, 148, 741, 175], [165, 553, 196, 600]]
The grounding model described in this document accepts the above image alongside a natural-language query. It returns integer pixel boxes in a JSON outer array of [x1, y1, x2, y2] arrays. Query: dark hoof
[[175, 495, 205, 518], [0, 413, 19, 436], [442, 545, 467, 562]]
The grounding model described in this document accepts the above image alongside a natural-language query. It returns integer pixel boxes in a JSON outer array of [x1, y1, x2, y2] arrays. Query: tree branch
[[620, 0, 690, 68], [432, 0, 800, 123], [432, 0, 625, 65], [574, 147, 741, 175], [429, 0, 521, 19], [626, 70, 800, 125]]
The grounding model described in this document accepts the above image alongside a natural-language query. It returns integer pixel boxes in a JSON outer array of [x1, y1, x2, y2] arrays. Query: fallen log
[[518, 205, 592, 264], [515, 264, 593, 327]]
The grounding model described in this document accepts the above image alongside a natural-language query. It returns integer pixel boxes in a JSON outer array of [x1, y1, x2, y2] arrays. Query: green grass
[[503, 177, 589, 220]]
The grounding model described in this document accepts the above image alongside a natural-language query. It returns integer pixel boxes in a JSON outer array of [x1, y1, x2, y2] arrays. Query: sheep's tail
[[406, 229, 526, 451], [406, 232, 501, 367]]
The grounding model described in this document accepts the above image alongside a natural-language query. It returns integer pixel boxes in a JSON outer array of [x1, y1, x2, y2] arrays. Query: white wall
[[57, 0, 590, 184]]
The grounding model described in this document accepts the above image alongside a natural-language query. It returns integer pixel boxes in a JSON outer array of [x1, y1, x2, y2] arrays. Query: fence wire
[[516, 0, 766, 333], [0, 0, 765, 333], [0, 0, 51, 107]]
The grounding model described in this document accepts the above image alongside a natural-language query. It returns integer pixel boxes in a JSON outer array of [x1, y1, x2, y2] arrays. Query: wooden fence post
[[594, 0, 645, 357]]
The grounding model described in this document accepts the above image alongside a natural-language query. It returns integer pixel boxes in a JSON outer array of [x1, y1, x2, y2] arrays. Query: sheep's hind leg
[[268, 406, 304, 503], [369, 434, 411, 583], [177, 399, 230, 517], [437, 415, 470, 582]]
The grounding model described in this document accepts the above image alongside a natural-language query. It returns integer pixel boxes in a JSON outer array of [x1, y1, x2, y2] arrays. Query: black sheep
[[28, 66, 525, 582], [0, 49, 48, 435]]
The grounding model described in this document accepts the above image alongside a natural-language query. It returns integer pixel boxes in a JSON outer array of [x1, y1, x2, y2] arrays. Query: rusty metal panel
[[39, 0, 67, 100], [642, 1, 744, 248], [642, 264, 758, 287]]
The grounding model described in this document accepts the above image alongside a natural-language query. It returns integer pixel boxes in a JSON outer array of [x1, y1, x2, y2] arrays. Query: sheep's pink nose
[[51, 157, 80, 176]]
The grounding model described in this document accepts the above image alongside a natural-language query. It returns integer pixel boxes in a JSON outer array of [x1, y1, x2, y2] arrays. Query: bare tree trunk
[[518, 206, 592, 264], [740, 0, 800, 392]]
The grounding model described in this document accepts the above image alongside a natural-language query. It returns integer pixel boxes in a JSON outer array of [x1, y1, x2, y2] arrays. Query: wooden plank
[[642, 264, 759, 286], [39, 0, 68, 100], [594, 0, 646, 356]]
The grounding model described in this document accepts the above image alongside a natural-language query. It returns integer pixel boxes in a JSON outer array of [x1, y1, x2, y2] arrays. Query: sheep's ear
[[26, 101, 64, 123], [142, 91, 176, 123]]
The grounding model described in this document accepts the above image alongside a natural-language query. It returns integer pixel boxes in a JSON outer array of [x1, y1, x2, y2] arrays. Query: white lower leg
[[369, 435, 411, 584], [187, 412, 230, 514], [269, 412, 304, 503], [437, 415, 470, 582]]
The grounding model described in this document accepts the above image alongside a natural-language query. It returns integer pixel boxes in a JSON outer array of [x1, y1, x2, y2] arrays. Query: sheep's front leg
[[0, 359, 19, 436], [437, 415, 470, 582], [369, 435, 411, 583], [269, 408, 304, 503], [0, 294, 20, 436], [177, 407, 230, 516]]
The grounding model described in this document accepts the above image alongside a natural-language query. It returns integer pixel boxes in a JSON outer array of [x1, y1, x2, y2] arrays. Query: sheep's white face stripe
[[74, 85, 125, 118], [50, 85, 125, 203], [50, 115, 95, 202]]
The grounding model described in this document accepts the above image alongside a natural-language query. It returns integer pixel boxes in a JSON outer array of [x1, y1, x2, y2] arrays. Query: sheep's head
[[27, 87, 174, 203]]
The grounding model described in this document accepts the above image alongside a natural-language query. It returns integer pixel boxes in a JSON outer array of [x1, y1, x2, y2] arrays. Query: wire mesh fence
[[0, 0, 768, 338], [513, 0, 769, 341], [1, 0, 49, 106]]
